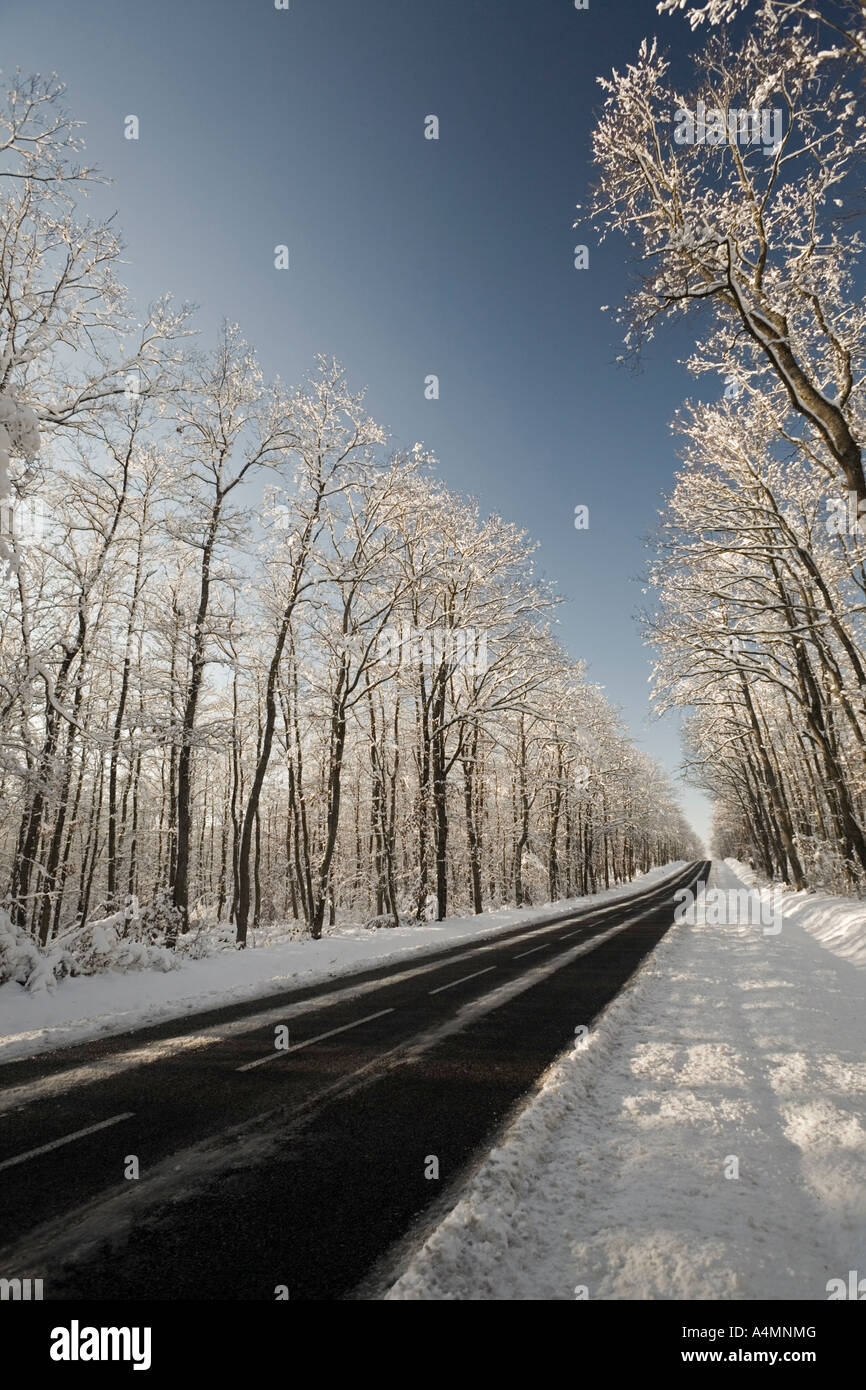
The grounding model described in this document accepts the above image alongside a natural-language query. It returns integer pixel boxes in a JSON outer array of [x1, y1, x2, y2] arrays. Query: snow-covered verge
[[0, 906, 183, 996], [727, 858, 866, 970], [385, 860, 866, 1300], [0, 864, 686, 1064]]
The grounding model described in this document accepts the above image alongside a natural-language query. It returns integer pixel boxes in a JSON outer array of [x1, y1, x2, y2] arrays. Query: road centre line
[[0, 1112, 135, 1173], [236, 1009, 396, 1071], [429, 967, 496, 995]]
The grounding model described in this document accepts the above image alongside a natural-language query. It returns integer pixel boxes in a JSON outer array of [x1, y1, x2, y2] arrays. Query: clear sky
[[2, 0, 718, 845]]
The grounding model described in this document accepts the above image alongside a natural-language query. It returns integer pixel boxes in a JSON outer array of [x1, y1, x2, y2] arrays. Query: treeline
[[590, 0, 866, 893], [0, 74, 697, 951]]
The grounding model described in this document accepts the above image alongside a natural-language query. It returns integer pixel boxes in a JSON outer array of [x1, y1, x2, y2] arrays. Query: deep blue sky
[[2, 0, 716, 843]]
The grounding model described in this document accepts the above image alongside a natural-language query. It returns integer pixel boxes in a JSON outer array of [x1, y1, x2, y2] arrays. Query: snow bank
[[385, 860, 866, 1300], [727, 858, 866, 969], [0, 864, 685, 1064], [0, 906, 180, 997]]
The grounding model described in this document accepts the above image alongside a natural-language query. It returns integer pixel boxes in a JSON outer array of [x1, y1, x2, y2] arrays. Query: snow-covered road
[[386, 861, 866, 1300]]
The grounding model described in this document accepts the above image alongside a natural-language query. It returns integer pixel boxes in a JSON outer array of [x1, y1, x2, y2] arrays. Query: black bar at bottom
[[3, 1296, 859, 1376]]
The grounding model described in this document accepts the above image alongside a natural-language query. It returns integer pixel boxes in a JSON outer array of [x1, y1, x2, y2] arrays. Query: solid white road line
[[428, 967, 496, 996], [236, 1008, 396, 1072], [0, 1112, 135, 1172]]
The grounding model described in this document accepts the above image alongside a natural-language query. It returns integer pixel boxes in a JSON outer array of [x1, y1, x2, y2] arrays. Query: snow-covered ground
[[728, 857, 866, 970], [385, 860, 866, 1301], [0, 864, 685, 1064]]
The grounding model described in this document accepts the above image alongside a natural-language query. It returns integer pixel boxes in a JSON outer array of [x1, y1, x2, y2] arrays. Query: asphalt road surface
[[0, 860, 709, 1300]]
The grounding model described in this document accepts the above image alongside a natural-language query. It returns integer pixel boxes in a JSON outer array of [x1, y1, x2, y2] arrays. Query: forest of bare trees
[[590, 0, 866, 893], [0, 73, 698, 981]]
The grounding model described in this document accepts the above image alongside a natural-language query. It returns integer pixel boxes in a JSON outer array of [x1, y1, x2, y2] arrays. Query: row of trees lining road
[[590, 0, 866, 892], [0, 74, 699, 960]]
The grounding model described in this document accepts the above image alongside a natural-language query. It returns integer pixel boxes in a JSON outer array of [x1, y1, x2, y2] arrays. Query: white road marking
[[236, 1008, 395, 1071], [0, 1112, 134, 1172], [514, 943, 549, 959], [429, 967, 496, 995]]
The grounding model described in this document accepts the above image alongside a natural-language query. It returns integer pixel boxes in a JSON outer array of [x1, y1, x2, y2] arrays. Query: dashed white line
[[514, 943, 549, 959], [429, 966, 496, 995], [236, 1009, 395, 1072], [0, 1112, 135, 1172]]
